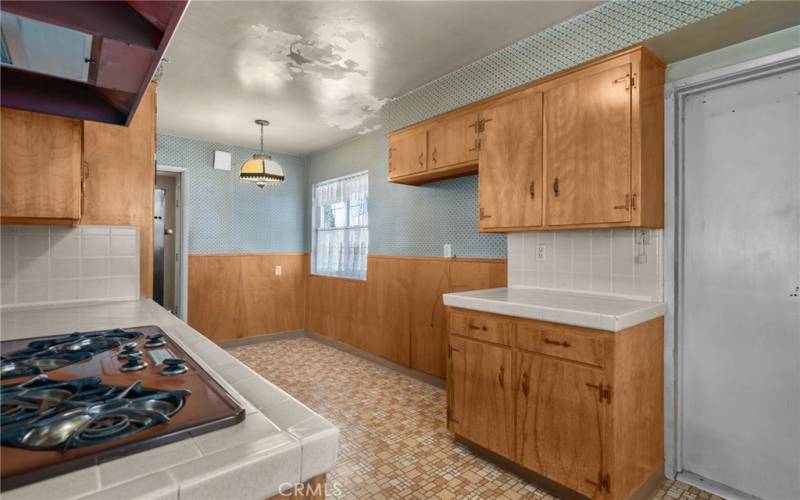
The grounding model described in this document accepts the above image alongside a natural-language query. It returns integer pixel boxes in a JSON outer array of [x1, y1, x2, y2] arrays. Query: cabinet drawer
[[517, 323, 604, 367], [449, 311, 514, 346]]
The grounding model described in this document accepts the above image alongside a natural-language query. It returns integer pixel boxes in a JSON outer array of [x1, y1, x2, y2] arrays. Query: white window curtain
[[312, 171, 368, 279]]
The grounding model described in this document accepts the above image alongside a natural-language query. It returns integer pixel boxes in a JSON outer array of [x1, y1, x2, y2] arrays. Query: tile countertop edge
[[442, 288, 666, 332], [0, 299, 339, 500]]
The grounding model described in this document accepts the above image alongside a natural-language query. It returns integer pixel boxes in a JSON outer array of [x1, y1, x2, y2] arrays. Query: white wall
[[667, 25, 800, 82]]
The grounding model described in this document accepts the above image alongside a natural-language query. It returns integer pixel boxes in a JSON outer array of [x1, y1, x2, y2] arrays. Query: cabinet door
[[82, 84, 156, 297], [516, 352, 608, 497], [545, 63, 632, 226], [428, 112, 478, 170], [1, 109, 82, 221], [478, 92, 543, 230], [448, 336, 514, 458], [388, 129, 427, 179]]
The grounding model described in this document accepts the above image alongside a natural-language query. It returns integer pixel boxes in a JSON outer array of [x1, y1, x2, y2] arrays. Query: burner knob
[[144, 333, 166, 348], [117, 343, 142, 360], [161, 358, 188, 376], [119, 352, 148, 372]]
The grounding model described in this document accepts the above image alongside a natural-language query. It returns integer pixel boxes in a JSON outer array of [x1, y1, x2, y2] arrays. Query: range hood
[[0, 1, 188, 126]]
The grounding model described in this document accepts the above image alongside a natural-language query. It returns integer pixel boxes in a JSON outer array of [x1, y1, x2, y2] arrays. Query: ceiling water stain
[[238, 23, 386, 131]]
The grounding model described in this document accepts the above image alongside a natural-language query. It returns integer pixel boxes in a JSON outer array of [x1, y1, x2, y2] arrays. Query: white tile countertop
[[442, 287, 666, 332], [0, 299, 339, 500]]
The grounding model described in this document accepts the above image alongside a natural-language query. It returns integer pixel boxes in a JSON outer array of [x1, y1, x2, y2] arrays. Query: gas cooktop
[[0, 326, 244, 492]]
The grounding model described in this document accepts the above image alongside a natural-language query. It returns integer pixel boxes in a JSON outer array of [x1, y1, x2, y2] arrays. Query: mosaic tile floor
[[227, 338, 718, 500]]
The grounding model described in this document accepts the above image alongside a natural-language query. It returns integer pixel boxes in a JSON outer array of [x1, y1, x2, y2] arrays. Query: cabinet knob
[[613, 194, 631, 211], [544, 338, 571, 348]]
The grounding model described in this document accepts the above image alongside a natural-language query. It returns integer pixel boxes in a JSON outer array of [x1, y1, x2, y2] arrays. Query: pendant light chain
[[260, 122, 264, 153]]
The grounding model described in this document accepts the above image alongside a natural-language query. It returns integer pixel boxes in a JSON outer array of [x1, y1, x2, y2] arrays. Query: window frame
[[311, 171, 369, 280]]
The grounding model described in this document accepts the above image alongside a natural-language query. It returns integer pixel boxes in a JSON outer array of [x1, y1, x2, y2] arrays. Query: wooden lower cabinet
[[447, 307, 663, 500], [447, 336, 515, 459], [516, 353, 607, 497]]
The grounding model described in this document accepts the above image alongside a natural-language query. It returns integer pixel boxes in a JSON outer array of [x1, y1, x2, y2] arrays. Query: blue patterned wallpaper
[[383, 0, 748, 131], [157, 134, 307, 254], [307, 133, 506, 258], [308, 0, 747, 259], [161, 0, 747, 258]]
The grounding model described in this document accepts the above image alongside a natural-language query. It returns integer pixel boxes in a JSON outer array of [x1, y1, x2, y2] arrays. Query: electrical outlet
[[535, 244, 546, 261], [443, 244, 453, 258], [275, 265, 282, 276]]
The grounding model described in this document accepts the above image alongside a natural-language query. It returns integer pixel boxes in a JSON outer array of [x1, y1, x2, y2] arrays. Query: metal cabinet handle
[[544, 338, 571, 348], [553, 177, 560, 197], [418, 152, 424, 167], [468, 324, 487, 331], [432, 148, 438, 163], [529, 181, 535, 199], [521, 371, 530, 396], [498, 366, 505, 387]]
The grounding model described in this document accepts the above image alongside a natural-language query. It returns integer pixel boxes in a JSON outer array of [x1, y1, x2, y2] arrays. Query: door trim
[[156, 164, 189, 321], [663, 47, 800, 480]]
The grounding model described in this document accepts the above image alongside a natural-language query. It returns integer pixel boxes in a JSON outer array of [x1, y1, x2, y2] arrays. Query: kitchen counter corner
[[0, 299, 339, 500]]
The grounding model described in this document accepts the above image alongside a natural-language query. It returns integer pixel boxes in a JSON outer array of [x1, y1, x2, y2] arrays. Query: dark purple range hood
[[0, 1, 188, 126]]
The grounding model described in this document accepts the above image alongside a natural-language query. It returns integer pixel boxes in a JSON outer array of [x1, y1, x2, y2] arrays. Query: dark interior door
[[153, 188, 165, 306]]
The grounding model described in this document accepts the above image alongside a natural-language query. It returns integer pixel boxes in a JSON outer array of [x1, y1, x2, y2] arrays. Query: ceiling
[[157, 1, 600, 156]]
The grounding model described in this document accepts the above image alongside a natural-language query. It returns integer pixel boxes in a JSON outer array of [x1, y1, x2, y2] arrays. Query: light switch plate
[[535, 244, 546, 261], [275, 265, 282, 276], [443, 244, 453, 258]]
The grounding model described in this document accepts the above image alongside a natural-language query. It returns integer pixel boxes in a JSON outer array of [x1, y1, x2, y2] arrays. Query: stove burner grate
[[1, 329, 143, 380], [0, 376, 190, 451]]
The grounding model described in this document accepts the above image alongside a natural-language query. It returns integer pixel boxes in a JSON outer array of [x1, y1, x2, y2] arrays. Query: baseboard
[[216, 329, 305, 348], [454, 436, 589, 500], [306, 331, 447, 389], [630, 465, 665, 500]]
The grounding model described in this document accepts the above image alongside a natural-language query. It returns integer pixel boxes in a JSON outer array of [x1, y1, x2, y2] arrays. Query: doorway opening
[[153, 166, 188, 319]]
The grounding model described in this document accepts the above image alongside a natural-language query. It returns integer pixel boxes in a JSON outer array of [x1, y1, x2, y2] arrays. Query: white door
[[681, 66, 800, 499]]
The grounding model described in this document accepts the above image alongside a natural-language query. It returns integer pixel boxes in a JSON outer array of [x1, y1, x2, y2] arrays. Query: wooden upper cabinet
[[387, 129, 427, 180], [545, 62, 633, 227], [82, 83, 157, 298], [478, 91, 543, 231], [1, 109, 83, 224], [516, 352, 608, 497], [428, 111, 479, 170], [387, 46, 664, 230], [447, 336, 515, 459]]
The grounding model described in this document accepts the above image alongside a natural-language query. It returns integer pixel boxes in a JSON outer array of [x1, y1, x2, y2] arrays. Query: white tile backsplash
[[0, 225, 139, 307], [507, 228, 663, 301]]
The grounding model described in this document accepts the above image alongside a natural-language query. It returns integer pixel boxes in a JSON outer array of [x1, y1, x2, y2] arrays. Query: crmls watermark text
[[277, 480, 343, 497]]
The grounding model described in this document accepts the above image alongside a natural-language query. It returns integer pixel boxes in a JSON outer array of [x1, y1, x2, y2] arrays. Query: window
[[312, 171, 368, 279]]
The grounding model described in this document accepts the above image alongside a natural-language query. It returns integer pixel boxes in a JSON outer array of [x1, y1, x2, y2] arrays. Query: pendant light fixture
[[239, 119, 285, 188]]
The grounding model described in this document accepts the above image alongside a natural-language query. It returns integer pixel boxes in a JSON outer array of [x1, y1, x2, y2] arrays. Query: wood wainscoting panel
[[188, 253, 306, 342], [306, 272, 369, 352], [306, 255, 507, 378]]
